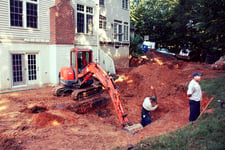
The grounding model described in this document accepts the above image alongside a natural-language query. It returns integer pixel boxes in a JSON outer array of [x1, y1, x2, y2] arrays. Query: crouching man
[[141, 96, 158, 127]]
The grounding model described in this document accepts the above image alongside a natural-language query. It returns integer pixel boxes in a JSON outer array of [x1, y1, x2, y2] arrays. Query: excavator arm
[[78, 62, 130, 126]]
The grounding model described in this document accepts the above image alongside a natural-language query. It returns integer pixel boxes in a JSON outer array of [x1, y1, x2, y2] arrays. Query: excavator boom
[[79, 62, 129, 126]]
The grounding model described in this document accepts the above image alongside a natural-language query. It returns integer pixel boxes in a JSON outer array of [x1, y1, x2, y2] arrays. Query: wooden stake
[[199, 96, 214, 117]]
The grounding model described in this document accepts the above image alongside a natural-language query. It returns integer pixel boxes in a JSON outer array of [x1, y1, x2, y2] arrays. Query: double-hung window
[[113, 21, 123, 42], [122, 0, 129, 10], [99, 15, 106, 30], [77, 4, 93, 34], [10, 0, 38, 28], [99, 0, 104, 6], [124, 23, 129, 41]]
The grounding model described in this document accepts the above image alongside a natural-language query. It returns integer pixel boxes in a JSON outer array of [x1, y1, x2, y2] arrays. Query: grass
[[114, 77, 225, 150]]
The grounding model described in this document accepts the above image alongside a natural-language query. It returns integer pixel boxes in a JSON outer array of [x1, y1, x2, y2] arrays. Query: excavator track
[[67, 95, 110, 114], [52, 85, 65, 96], [71, 84, 103, 101]]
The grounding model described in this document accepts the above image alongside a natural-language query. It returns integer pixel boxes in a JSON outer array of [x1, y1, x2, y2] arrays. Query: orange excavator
[[53, 48, 142, 133]]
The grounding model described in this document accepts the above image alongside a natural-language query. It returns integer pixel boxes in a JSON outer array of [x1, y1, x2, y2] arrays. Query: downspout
[[96, 1, 100, 64]]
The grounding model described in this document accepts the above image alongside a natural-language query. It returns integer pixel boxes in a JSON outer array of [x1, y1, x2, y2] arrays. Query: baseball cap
[[192, 72, 202, 77]]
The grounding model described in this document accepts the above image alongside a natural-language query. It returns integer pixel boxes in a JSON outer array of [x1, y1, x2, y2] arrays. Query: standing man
[[187, 72, 202, 122], [141, 96, 158, 127]]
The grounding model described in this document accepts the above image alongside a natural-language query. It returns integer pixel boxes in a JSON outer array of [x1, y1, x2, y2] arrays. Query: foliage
[[130, 34, 144, 55], [172, 0, 225, 55], [114, 77, 225, 150], [130, 0, 225, 60], [130, 0, 178, 44]]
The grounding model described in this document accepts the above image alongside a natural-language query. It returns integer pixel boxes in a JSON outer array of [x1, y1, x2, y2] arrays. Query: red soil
[[0, 51, 224, 150]]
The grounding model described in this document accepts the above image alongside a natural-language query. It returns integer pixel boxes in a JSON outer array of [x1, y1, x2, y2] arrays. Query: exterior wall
[[98, 0, 130, 68], [71, 0, 130, 69], [0, 0, 56, 91], [50, 0, 75, 44], [0, 0, 54, 43], [0, 0, 130, 91], [0, 43, 50, 90], [49, 45, 73, 84], [100, 45, 129, 69]]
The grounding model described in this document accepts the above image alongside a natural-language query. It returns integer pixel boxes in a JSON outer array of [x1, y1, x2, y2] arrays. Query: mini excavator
[[53, 48, 142, 133]]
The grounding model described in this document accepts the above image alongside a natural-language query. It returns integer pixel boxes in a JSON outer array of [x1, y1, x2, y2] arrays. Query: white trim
[[76, 4, 94, 34], [123, 23, 129, 41], [10, 51, 40, 88], [122, 0, 129, 10], [9, 0, 39, 29], [113, 21, 123, 42]]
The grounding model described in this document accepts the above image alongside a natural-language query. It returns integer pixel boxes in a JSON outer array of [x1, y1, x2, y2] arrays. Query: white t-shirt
[[187, 79, 202, 101], [143, 97, 158, 111]]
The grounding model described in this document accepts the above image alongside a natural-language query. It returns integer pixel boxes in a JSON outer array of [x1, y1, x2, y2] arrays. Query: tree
[[195, 0, 225, 54], [172, 0, 225, 59], [130, 0, 178, 46], [130, 0, 225, 60]]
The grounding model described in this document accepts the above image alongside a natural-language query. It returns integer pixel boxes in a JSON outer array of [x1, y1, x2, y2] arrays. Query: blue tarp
[[141, 44, 149, 53]]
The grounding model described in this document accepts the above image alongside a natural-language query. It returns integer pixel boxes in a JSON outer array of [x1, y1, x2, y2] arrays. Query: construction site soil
[[0, 51, 224, 150]]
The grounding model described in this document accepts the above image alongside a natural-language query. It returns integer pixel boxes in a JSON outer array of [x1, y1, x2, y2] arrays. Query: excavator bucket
[[123, 123, 143, 134]]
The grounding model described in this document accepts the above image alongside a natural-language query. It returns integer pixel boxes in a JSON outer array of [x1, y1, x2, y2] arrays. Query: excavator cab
[[70, 49, 92, 75], [59, 49, 93, 88]]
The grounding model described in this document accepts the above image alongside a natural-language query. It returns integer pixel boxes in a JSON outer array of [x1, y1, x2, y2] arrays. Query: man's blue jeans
[[189, 100, 200, 122], [141, 108, 152, 127]]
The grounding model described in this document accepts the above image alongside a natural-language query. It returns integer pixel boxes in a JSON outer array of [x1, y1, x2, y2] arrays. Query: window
[[99, 0, 104, 6], [86, 7, 93, 34], [12, 54, 23, 83], [77, 4, 93, 34], [10, 0, 23, 27], [99, 15, 106, 30], [113, 22, 123, 42], [124, 23, 129, 41], [10, 0, 38, 28], [28, 54, 37, 80], [77, 4, 84, 33], [26, 2, 38, 28], [122, 0, 129, 10]]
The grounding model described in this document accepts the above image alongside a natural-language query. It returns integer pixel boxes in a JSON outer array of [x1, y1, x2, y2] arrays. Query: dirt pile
[[211, 55, 225, 70]]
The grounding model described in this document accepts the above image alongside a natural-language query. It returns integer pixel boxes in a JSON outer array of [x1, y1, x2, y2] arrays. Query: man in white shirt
[[187, 72, 202, 122], [140, 96, 158, 127]]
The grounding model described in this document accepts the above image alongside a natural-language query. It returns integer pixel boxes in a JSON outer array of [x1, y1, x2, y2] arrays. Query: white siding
[[0, 43, 75, 90], [49, 45, 73, 84], [98, 0, 130, 42], [99, 0, 130, 68], [0, 0, 55, 43], [0, 43, 50, 90], [71, 0, 130, 68], [0, 0, 129, 91], [71, 0, 130, 45]]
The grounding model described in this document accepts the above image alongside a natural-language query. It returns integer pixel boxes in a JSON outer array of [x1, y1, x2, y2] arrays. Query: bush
[[130, 34, 144, 55]]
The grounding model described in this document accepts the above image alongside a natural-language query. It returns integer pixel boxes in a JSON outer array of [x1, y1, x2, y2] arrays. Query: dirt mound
[[130, 50, 186, 69], [211, 55, 225, 70], [116, 63, 190, 126], [31, 112, 65, 127]]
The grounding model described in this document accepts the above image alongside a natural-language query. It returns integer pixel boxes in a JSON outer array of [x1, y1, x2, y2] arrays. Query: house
[[0, 0, 130, 91]]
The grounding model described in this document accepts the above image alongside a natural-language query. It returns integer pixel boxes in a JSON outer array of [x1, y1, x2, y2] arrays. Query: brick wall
[[50, 0, 75, 44]]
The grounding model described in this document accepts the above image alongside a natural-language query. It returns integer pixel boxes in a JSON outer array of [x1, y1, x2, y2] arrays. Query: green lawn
[[114, 77, 225, 150]]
